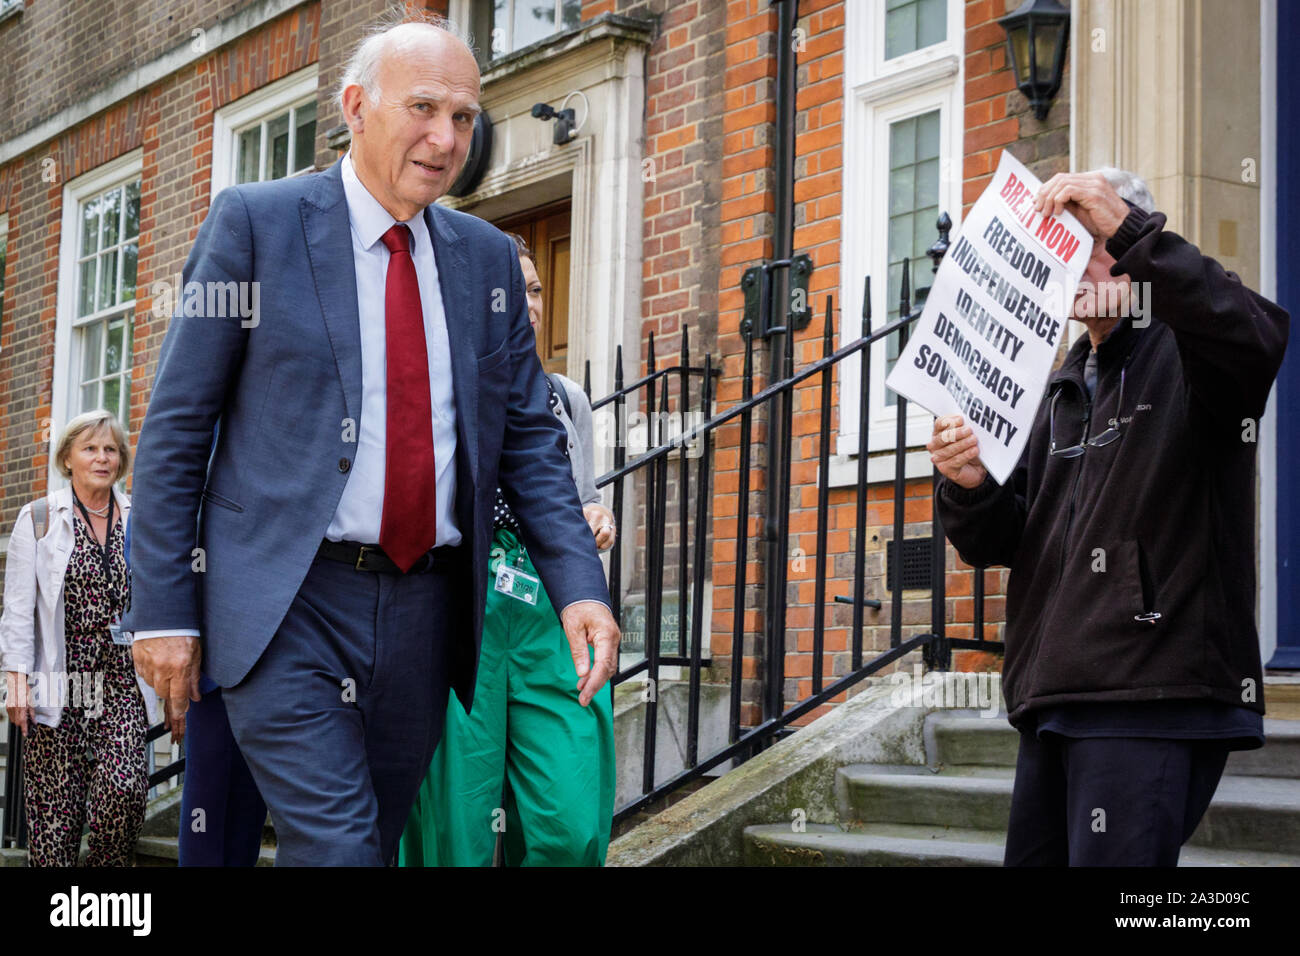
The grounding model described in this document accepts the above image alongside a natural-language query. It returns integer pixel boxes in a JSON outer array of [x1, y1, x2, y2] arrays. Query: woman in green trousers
[[399, 234, 616, 866]]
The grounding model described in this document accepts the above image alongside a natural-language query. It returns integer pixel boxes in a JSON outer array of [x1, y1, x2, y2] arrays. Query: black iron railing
[[601, 214, 1004, 823]]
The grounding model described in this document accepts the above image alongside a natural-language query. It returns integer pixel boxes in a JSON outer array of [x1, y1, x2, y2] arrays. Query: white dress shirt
[[328, 151, 460, 546]]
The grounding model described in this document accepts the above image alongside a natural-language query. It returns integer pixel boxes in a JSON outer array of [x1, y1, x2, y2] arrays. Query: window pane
[[106, 319, 124, 374], [78, 258, 98, 316], [918, 0, 947, 49], [124, 180, 141, 239], [885, 0, 947, 60], [293, 100, 317, 174], [121, 245, 138, 301], [884, 109, 942, 405], [561, 0, 581, 30], [490, 0, 509, 57], [268, 112, 290, 181], [82, 321, 104, 382], [81, 197, 100, 256], [513, 0, 557, 51], [917, 110, 941, 161], [100, 187, 120, 250], [237, 128, 261, 184], [81, 382, 99, 414], [99, 249, 118, 309], [103, 377, 121, 421]]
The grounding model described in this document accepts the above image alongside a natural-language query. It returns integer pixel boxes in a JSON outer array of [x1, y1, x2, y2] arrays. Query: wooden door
[[495, 200, 571, 375]]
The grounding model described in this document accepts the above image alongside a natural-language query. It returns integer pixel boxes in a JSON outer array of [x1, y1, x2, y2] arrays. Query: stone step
[[743, 823, 1300, 867], [839, 764, 1015, 831], [926, 714, 1018, 767], [1186, 774, 1300, 854], [1226, 719, 1300, 778], [840, 764, 1300, 856], [133, 835, 276, 867], [925, 713, 1300, 778]]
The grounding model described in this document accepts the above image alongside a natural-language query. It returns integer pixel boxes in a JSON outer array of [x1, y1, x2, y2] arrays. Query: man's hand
[[559, 601, 620, 707], [4, 671, 34, 737], [927, 415, 988, 489], [163, 698, 187, 744], [133, 635, 201, 735], [1034, 171, 1131, 240], [583, 503, 617, 551]]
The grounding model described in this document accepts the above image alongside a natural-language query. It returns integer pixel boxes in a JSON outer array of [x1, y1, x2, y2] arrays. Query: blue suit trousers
[[222, 553, 454, 866]]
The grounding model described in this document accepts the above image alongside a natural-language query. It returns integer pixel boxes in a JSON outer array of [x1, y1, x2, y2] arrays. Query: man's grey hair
[[336, 8, 476, 114], [1096, 166, 1156, 213]]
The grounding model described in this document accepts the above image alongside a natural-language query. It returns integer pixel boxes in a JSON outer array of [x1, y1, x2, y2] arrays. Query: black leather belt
[[317, 539, 458, 575]]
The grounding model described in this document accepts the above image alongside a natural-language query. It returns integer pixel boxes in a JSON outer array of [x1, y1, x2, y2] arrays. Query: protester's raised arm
[[1108, 205, 1288, 423]]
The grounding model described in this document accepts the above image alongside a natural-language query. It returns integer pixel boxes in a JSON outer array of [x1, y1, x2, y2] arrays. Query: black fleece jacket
[[937, 204, 1290, 729]]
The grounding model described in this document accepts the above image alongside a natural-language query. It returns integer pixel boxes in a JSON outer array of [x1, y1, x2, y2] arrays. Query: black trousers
[[1003, 731, 1230, 866]]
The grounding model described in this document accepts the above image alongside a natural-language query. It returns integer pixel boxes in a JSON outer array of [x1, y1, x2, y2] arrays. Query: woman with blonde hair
[[1, 410, 158, 865]]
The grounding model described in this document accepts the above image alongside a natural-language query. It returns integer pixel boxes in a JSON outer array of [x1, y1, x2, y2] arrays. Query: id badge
[[108, 620, 131, 646], [494, 563, 540, 605]]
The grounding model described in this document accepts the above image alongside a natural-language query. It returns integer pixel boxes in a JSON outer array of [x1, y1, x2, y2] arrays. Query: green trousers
[[398, 527, 615, 866]]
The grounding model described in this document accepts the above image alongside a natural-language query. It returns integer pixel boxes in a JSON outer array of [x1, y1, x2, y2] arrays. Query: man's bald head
[[338, 15, 478, 116]]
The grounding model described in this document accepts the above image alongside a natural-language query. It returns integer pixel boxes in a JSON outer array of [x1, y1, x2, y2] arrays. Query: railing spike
[[862, 275, 872, 337], [614, 343, 624, 390], [647, 330, 656, 374], [822, 294, 834, 358], [900, 256, 911, 318], [584, 358, 591, 399]]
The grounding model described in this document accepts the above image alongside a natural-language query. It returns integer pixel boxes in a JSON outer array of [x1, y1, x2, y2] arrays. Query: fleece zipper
[[1055, 384, 1091, 590]]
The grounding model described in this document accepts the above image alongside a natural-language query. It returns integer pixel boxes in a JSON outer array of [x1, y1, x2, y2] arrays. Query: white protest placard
[[884, 150, 1093, 484]]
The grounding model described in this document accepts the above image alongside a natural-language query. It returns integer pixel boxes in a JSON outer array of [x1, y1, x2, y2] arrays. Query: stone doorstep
[[742, 823, 1300, 867]]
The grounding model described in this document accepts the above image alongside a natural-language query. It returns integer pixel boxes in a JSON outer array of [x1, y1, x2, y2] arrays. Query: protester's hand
[[1034, 172, 1131, 240], [133, 635, 201, 733], [559, 601, 620, 707], [4, 671, 34, 737], [927, 415, 988, 489], [583, 503, 617, 551]]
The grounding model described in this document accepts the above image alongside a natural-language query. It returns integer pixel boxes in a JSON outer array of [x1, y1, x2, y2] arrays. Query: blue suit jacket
[[121, 161, 611, 712]]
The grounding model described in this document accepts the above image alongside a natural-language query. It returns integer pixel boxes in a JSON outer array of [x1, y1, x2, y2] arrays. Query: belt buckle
[[355, 545, 378, 571]]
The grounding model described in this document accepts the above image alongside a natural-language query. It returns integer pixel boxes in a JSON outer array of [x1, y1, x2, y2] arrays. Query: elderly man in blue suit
[[121, 16, 619, 866]]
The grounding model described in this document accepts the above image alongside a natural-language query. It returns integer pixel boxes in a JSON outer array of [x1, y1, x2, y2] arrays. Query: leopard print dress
[[22, 512, 149, 867]]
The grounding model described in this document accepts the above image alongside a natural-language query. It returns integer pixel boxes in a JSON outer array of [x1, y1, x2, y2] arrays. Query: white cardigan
[[0, 485, 159, 729]]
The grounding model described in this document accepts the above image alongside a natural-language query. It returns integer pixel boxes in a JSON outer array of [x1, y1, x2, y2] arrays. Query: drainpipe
[[762, 0, 799, 723]]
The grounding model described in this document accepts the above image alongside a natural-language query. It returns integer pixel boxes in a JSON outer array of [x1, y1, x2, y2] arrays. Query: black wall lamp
[[999, 0, 1071, 121]]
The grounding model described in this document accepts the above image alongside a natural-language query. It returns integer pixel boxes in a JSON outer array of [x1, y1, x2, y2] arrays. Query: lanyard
[[72, 487, 115, 585]]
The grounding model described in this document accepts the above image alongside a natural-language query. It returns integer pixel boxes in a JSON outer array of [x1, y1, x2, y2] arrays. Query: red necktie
[[378, 224, 437, 572]]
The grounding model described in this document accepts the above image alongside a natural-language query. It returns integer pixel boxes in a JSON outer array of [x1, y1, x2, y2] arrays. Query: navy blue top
[[1031, 700, 1264, 751]]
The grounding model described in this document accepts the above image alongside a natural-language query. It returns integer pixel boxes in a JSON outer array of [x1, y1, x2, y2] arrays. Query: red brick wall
[[0, 3, 321, 565]]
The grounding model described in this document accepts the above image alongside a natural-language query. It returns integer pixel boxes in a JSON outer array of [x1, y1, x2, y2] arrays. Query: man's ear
[[341, 85, 365, 133]]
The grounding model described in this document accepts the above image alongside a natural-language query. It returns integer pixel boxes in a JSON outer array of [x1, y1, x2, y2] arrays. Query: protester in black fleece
[[928, 168, 1289, 866]]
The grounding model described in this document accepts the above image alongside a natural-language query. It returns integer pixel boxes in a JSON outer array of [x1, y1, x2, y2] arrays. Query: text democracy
[[919, 311, 1027, 410], [912, 339, 1020, 448]]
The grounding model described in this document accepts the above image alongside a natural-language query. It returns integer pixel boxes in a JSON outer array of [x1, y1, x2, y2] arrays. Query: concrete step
[[743, 823, 1300, 867], [839, 764, 1015, 831], [133, 835, 276, 867], [1226, 719, 1300, 778], [841, 764, 1300, 856], [926, 714, 1018, 768], [1187, 774, 1300, 855]]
